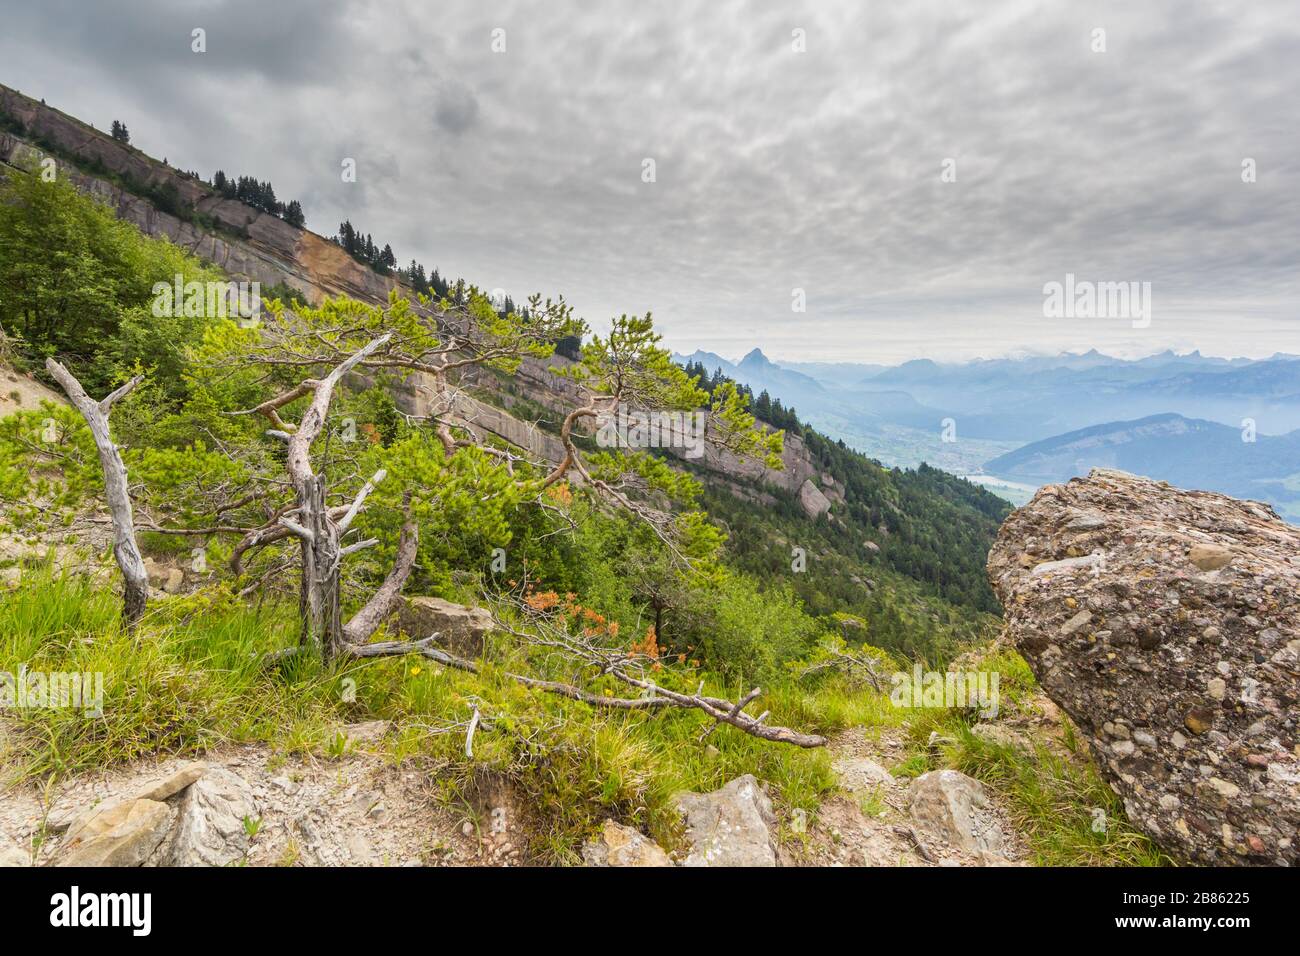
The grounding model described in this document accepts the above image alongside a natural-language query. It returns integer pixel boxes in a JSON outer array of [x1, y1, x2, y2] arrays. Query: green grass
[[0, 570, 866, 860], [0, 570, 1169, 865], [885, 652, 1171, 866], [945, 725, 1170, 866]]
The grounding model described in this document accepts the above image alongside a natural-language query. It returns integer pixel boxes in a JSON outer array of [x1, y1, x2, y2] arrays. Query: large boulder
[[676, 774, 780, 866], [396, 597, 494, 658], [798, 479, 832, 520], [988, 469, 1300, 865]]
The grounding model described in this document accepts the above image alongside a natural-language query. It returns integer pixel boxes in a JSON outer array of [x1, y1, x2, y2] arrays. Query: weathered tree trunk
[[45, 360, 148, 630], [293, 474, 345, 658]]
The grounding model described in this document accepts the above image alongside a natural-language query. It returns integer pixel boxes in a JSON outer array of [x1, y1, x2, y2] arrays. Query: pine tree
[[283, 200, 305, 228]]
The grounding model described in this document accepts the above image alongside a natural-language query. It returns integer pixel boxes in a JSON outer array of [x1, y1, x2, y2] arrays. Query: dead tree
[[44, 359, 149, 629], [207, 302, 823, 747], [243, 333, 420, 660], [493, 597, 827, 747], [799, 646, 886, 691]]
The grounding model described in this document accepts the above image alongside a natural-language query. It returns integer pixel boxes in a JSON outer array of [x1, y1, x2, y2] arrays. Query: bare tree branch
[[341, 512, 419, 646], [800, 648, 885, 692], [337, 468, 386, 532], [337, 623, 825, 748]]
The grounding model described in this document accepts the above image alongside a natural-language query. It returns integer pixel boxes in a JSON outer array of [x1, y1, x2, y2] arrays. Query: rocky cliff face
[[988, 469, 1299, 864]]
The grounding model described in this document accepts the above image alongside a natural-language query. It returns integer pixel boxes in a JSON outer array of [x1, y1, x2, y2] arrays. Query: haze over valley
[[675, 346, 1300, 519]]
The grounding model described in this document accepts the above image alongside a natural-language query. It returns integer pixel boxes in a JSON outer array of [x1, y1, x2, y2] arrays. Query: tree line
[[105, 116, 306, 228], [211, 171, 305, 227]]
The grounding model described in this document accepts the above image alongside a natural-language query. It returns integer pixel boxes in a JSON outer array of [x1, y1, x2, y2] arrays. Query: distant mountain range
[[673, 347, 1300, 520], [986, 413, 1300, 521]]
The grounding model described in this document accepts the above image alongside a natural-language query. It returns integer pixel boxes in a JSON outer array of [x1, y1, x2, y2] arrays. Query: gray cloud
[[1, 0, 1297, 362], [434, 80, 480, 135]]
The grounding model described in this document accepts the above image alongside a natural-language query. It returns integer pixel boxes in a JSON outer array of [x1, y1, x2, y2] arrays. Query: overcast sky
[[2, 0, 1297, 363]]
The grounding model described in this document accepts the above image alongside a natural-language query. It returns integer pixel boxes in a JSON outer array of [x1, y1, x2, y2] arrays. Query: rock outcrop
[[57, 799, 175, 867], [988, 469, 1300, 865], [162, 767, 258, 866], [798, 478, 833, 520]]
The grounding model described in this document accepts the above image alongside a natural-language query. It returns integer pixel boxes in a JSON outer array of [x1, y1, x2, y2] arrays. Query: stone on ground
[[676, 774, 780, 867], [907, 769, 1008, 860], [0, 832, 29, 866], [163, 767, 258, 866], [343, 720, 392, 748], [397, 596, 494, 657], [57, 799, 174, 867], [132, 761, 207, 802], [833, 756, 897, 793], [581, 820, 672, 867]]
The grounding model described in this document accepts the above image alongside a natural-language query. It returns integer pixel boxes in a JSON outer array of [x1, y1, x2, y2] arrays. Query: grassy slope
[[0, 570, 1164, 865]]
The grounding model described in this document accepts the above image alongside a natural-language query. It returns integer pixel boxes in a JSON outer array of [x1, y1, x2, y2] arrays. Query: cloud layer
[[3, 0, 1297, 362]]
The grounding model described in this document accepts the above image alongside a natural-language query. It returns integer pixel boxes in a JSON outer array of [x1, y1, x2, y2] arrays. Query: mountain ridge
[[985, 413, 1300, 520]]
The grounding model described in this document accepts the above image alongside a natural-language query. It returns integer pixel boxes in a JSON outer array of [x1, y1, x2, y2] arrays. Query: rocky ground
[[781, 726, 1026, 867], [0, 362, 63, 418], [1, 715, 1030, 868], [0, 722, 502, 867]]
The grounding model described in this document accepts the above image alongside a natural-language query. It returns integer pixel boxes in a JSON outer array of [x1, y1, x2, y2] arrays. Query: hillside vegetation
[[0, 151, 1158, 866]]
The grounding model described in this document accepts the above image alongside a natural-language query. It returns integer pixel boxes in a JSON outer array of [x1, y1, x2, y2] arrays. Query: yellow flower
[[409, 665, 422, 677]]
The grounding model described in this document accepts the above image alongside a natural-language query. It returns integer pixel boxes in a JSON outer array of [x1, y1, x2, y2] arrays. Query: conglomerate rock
[[988, 469, 1299, 865]]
